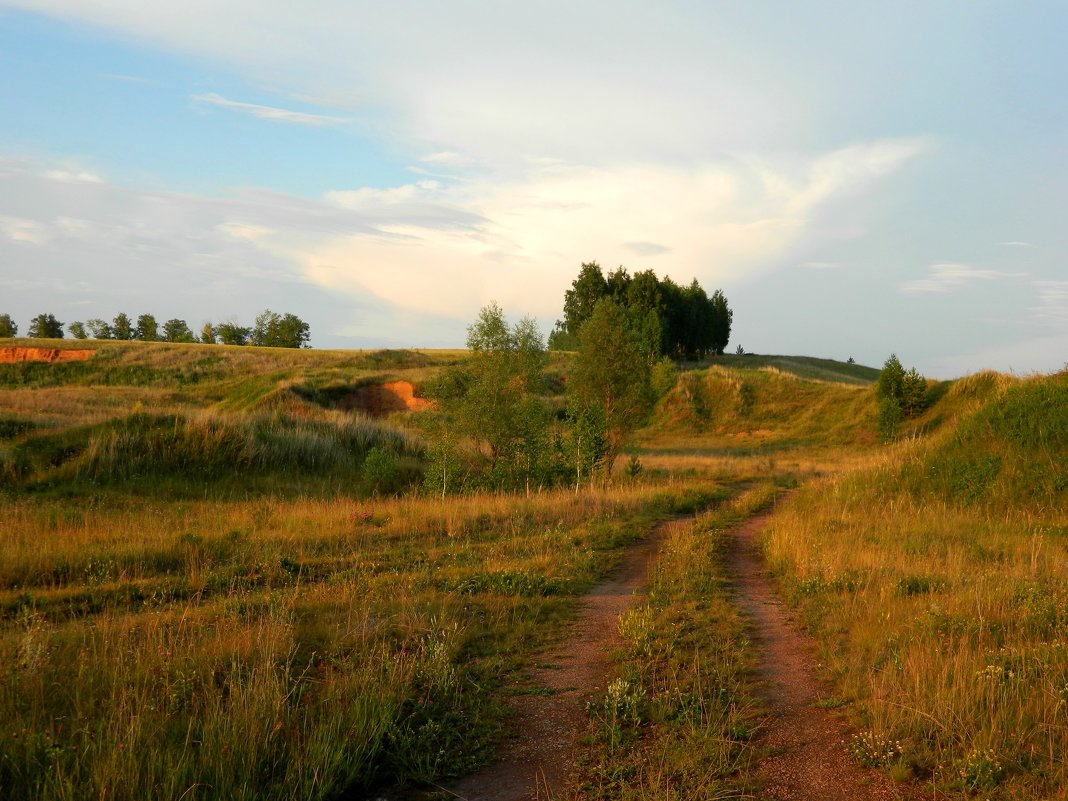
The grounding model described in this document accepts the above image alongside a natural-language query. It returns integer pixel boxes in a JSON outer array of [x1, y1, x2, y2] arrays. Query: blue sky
[[1, 2, 1065, 376]]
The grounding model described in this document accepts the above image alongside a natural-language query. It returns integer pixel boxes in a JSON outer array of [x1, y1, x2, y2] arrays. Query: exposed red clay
[[0, 346, 94, 364], [338, 380, 433, 417]]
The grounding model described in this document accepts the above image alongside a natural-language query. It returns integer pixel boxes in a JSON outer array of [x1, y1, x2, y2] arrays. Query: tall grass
[[759, 371, 1068, 798], [0, 477, 721, 800], [572, 485, 778, 800]]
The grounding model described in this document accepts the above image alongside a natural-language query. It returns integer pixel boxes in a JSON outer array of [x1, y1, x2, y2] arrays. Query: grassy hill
[[2, 338, 1066, 799], [692, 353, 881, 385]]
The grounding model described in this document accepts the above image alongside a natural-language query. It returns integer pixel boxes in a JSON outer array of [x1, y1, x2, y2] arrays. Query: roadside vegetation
[[1, 318, 1063, 800], [762, 369, 1068, 799]]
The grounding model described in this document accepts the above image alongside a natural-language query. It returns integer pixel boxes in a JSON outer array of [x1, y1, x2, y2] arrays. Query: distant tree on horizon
[[112, 313, 133, 341], [86, 319, 114, 339], [163, 318, 196, 343], [0, 314, 17, 338], [199, 322, 216, 344], [135, 314, 159, 341], [68, 321, 88, 339], [28, 313, 64, 339], [216, 322, 251, 346], [549, 261, 732, 359], [251, 310, 311, 348]]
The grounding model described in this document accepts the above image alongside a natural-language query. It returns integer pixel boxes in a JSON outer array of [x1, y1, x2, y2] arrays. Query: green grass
[[571, 485, 777, 800], [0, 481, 721, 800], [691, 354, 881, 385], [3, 338, 1065, 800], [760, 369, 1068, 799]]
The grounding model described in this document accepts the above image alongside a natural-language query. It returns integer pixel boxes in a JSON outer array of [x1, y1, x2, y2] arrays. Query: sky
[[0, 2, 1065, 377]]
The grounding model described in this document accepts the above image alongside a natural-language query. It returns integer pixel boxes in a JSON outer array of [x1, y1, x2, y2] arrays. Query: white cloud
[[900, 263, 1026, 294], [43, 168, 102, 183], [801, 261, 838, 270], [0, 216, 48, 244], [1030, 280, 1068, 325], [191, 92, 347, 127], [999, 241, 1034, 247]]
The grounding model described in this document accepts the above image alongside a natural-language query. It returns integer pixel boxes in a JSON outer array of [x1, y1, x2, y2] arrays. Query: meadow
[[0, 339, 1064, 800]]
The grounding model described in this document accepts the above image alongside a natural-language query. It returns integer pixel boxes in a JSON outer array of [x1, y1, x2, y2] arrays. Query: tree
[[0, 314, 18, 338], [199, 322, 217, 344], [162, 318, 195, 343], [550, 261, 608, 350], [135, 314, 159, 341], [86, 319, 114, 339], [68, 321, 88, 339], [567, 298, 652, 480], [28, 313, 64, 339], [112, 313, 133, 341], [876, 353, 928, 441], [216, 322, 251, 346], [251, 310, 311, 348], [709, 289, 732, 355], [429, 302, 550, 492]]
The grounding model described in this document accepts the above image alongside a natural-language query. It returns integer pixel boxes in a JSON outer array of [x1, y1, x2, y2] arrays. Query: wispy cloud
[[43, 168, 102, 183], [1030, 280, 1068, 324], [801, 261, 838, 270], [900, 263, 1025, 294], [624, 241, 672, 257], [999, 241, 1034, 248], [191, 93, 348, 127]]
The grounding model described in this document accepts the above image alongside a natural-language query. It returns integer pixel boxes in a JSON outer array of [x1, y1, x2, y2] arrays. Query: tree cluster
[[875, 353, 928, 441], [425, 299, 655, 494], [1, 310, 310, 348], [548, 261, 732, 360]]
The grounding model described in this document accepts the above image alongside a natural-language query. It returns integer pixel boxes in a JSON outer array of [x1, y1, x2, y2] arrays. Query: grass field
[[1, 340, 1064, 800]]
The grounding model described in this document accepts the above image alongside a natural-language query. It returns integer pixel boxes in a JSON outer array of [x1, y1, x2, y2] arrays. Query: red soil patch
[[338, 381, 433, 417], [0, 346, 94, 364]]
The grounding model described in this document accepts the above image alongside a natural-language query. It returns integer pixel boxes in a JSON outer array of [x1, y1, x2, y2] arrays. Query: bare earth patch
[[727, 507, 941, 801], [0, 346, 94, 363]]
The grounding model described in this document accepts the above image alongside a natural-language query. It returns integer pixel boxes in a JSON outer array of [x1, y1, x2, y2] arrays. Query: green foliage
[[362, 446, 400, 495], [112, 313, 134, 341], [2, 411, 420, 489], [27, 313, 64, 339], [708, 289, 732, 355], [876, 353, 928, 440], [67, 321, 88, 339], [162, 318, 195, 343], [217, 322, 252, 346], [918, 372, 1067, 504], [135, 313, 159, 341], [199, 322, 217, 344], [0, 313, 16, 338], [428, 302, 551, 492], [550, 261, 732, 359], [251, 310, 311, 348], [876, 396, 904, 443], [86, 318, 113, 339], [650, 356, 678, 401], [569, 298, 652, 476]]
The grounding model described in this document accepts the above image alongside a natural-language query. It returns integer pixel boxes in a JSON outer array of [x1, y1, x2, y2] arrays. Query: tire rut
[[727, 504, 941, 801], [440, 517, 688, 801]]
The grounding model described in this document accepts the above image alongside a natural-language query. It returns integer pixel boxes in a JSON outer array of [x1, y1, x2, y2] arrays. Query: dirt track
[[418, 503, 938, 801], [443, 518, 685, 801], [727, 507, 936, 801]]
